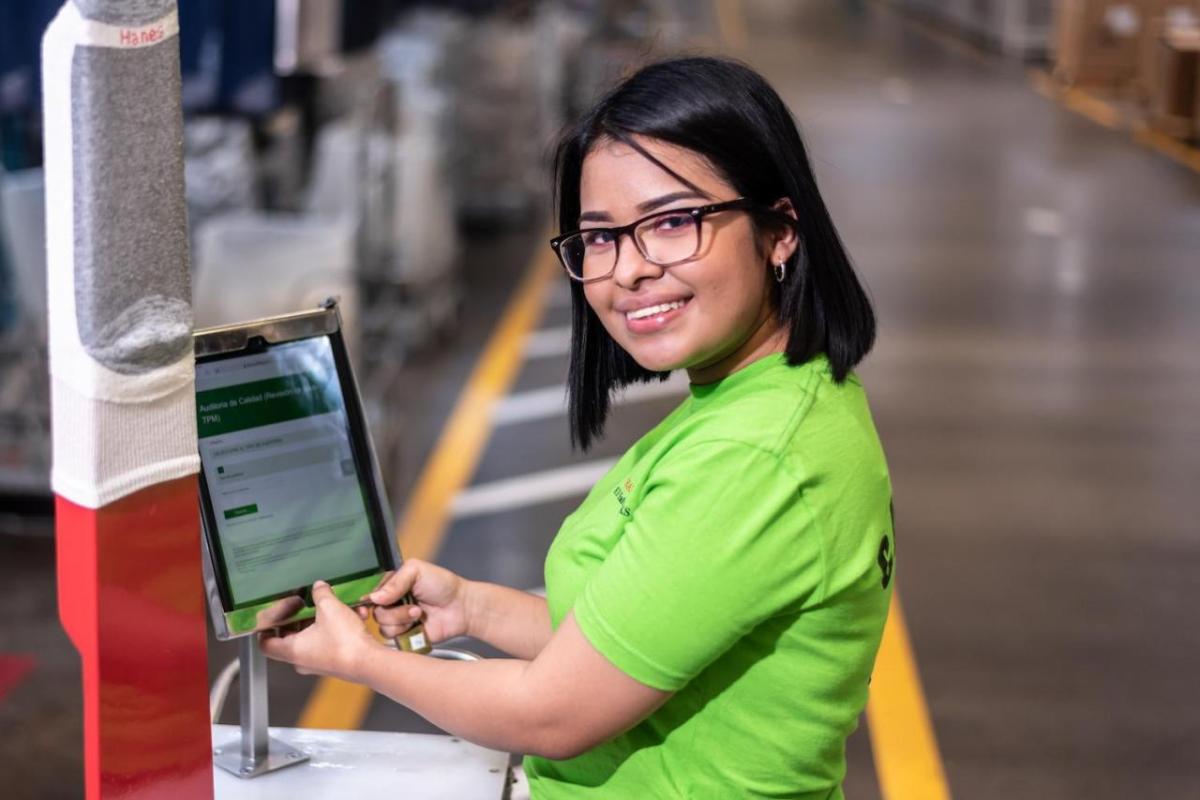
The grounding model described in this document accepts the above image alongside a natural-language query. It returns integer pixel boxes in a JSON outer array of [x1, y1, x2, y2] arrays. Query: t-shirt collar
[[687, 352, 791, 402]]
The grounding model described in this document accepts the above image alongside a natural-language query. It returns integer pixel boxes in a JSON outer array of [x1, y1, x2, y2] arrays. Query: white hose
[[209, 657, 240, 723]]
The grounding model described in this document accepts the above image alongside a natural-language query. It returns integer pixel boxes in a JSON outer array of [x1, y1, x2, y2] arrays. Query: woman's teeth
[[626, 300, 687, 320]]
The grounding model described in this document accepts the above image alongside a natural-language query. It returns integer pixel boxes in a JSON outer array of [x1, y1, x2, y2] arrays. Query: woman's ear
[[767, 198, 800, 266]]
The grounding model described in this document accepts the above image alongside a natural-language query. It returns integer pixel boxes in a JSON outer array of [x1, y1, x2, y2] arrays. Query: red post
[[57, 477, 214, 799], [42, 2, 215, 795]]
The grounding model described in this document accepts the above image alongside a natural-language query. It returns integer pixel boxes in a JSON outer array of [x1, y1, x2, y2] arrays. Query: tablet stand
[[213, 637, 310, 778]]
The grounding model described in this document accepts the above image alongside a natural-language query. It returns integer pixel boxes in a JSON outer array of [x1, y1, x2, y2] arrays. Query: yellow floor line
[[392, 246, 558, 563], [1060, 87, 1125, 130], [867, 592, 952, 800], [298, 239, 559, 730], [1030, 68, 1125, 130], [296, 651, 378, 732], [1132, 125, 1200, 174], [861, 6, 964, 794]]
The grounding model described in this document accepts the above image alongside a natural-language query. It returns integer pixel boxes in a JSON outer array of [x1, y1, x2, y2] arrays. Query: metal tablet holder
[[213, 637, 309, 779], [210, 639, 482, 779]]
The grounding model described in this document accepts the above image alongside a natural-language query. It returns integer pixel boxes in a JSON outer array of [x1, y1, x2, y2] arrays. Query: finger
[[259, 631, 295, 664], [366, 570, 395, 598], [255, 596, 305, 628], [356, 605, 370, 621], [373, 604, 422, 626], [368, 563, 416, 606], [369, 561, 420, 606], [311, 580, 342, 611], [281, 617, 314, 636], [378, 623, 415, 639]]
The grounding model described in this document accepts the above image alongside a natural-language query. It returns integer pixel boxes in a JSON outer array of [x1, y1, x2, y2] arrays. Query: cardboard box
[[1055, 0, 1143, 86], [1145, 25, 1200, 136], [1136, 2, 1200, 102]]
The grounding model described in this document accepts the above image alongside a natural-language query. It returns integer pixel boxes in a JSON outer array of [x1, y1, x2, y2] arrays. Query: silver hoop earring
[[774, 260, 787, 283]]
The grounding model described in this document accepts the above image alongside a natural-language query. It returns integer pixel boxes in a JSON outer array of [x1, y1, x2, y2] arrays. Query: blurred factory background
[[2, 0, 1199, 798]]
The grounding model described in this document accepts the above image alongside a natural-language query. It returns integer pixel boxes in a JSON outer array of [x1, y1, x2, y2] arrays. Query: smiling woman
[[573, 140, 794, 385], [552, 58, 877, 452], [260, 56, 894, 800]]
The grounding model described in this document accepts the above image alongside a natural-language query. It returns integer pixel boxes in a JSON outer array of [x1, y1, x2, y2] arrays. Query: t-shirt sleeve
[[573, 439, 825, 691]]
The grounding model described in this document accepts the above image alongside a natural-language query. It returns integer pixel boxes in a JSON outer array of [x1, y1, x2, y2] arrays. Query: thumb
[[311, 580, 339, 610], [369, 562, 417, 606]]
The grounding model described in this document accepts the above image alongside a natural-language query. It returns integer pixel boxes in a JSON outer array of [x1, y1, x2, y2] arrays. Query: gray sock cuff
[[73, 0, 175, 27]]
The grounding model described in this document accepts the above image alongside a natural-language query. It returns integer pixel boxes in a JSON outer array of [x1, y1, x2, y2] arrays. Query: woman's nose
[[612, 234, 664, 289]]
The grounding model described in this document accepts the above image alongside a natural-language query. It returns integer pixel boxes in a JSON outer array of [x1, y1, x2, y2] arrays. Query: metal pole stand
[[213, 637, 310, 779]]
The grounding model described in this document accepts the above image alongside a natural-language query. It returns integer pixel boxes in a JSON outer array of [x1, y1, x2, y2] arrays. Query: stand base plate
[[213, 736, 309, 779]]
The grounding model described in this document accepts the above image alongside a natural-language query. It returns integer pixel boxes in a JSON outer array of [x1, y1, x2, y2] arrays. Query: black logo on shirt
[[877, 534, 894, 589], [611, 479, 634, 518]]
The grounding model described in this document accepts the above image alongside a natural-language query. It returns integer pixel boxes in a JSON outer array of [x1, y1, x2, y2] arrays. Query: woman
[[262, 56, 894, 798]]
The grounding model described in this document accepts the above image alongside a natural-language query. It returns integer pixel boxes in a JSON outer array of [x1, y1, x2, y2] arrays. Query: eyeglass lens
[[560, 210, 701, 280]]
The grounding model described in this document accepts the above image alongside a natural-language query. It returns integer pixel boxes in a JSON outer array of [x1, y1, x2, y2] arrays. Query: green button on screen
[[223, 504, 259, 520]]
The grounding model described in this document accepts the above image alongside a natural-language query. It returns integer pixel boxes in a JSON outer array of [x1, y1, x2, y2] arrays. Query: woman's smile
[[617, 294, 693, 334]]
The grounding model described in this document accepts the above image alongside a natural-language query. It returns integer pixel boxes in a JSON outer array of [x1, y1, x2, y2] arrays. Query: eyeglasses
[[549, 198, 761, 284]]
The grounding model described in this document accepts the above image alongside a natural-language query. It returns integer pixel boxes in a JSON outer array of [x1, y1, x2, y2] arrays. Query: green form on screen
[[195, 337, 378, 608]]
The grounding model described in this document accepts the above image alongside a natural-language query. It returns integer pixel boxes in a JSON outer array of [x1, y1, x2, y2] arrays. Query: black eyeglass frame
[[549, 197, 791, 284]]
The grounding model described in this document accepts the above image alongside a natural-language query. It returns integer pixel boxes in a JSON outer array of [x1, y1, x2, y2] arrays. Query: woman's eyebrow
[[578, 190, 709, 225], [636, 190, 707, 213]]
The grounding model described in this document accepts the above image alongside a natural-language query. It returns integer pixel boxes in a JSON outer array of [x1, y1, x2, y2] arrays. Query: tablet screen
[[195, 336, 381, 607]]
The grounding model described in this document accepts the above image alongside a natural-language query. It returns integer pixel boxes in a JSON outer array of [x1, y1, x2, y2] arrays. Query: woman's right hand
[[364, 558, 472, 644]]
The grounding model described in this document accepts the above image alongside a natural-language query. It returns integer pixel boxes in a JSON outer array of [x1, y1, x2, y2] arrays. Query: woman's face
[[578, 136, 796, 383]]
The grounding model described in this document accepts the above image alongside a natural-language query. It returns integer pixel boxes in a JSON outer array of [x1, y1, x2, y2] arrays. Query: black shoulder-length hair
[[552, 56, 875, 450]]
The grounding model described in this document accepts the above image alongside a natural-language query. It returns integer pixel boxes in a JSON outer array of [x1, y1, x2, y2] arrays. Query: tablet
[[194, 302, 425, 650]]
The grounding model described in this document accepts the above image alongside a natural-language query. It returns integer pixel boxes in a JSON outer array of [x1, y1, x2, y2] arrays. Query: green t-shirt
[[524, 353, 895, 799]]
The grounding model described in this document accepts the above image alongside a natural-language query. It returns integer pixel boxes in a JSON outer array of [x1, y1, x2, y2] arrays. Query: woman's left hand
[[260, 581, 382, 681]]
